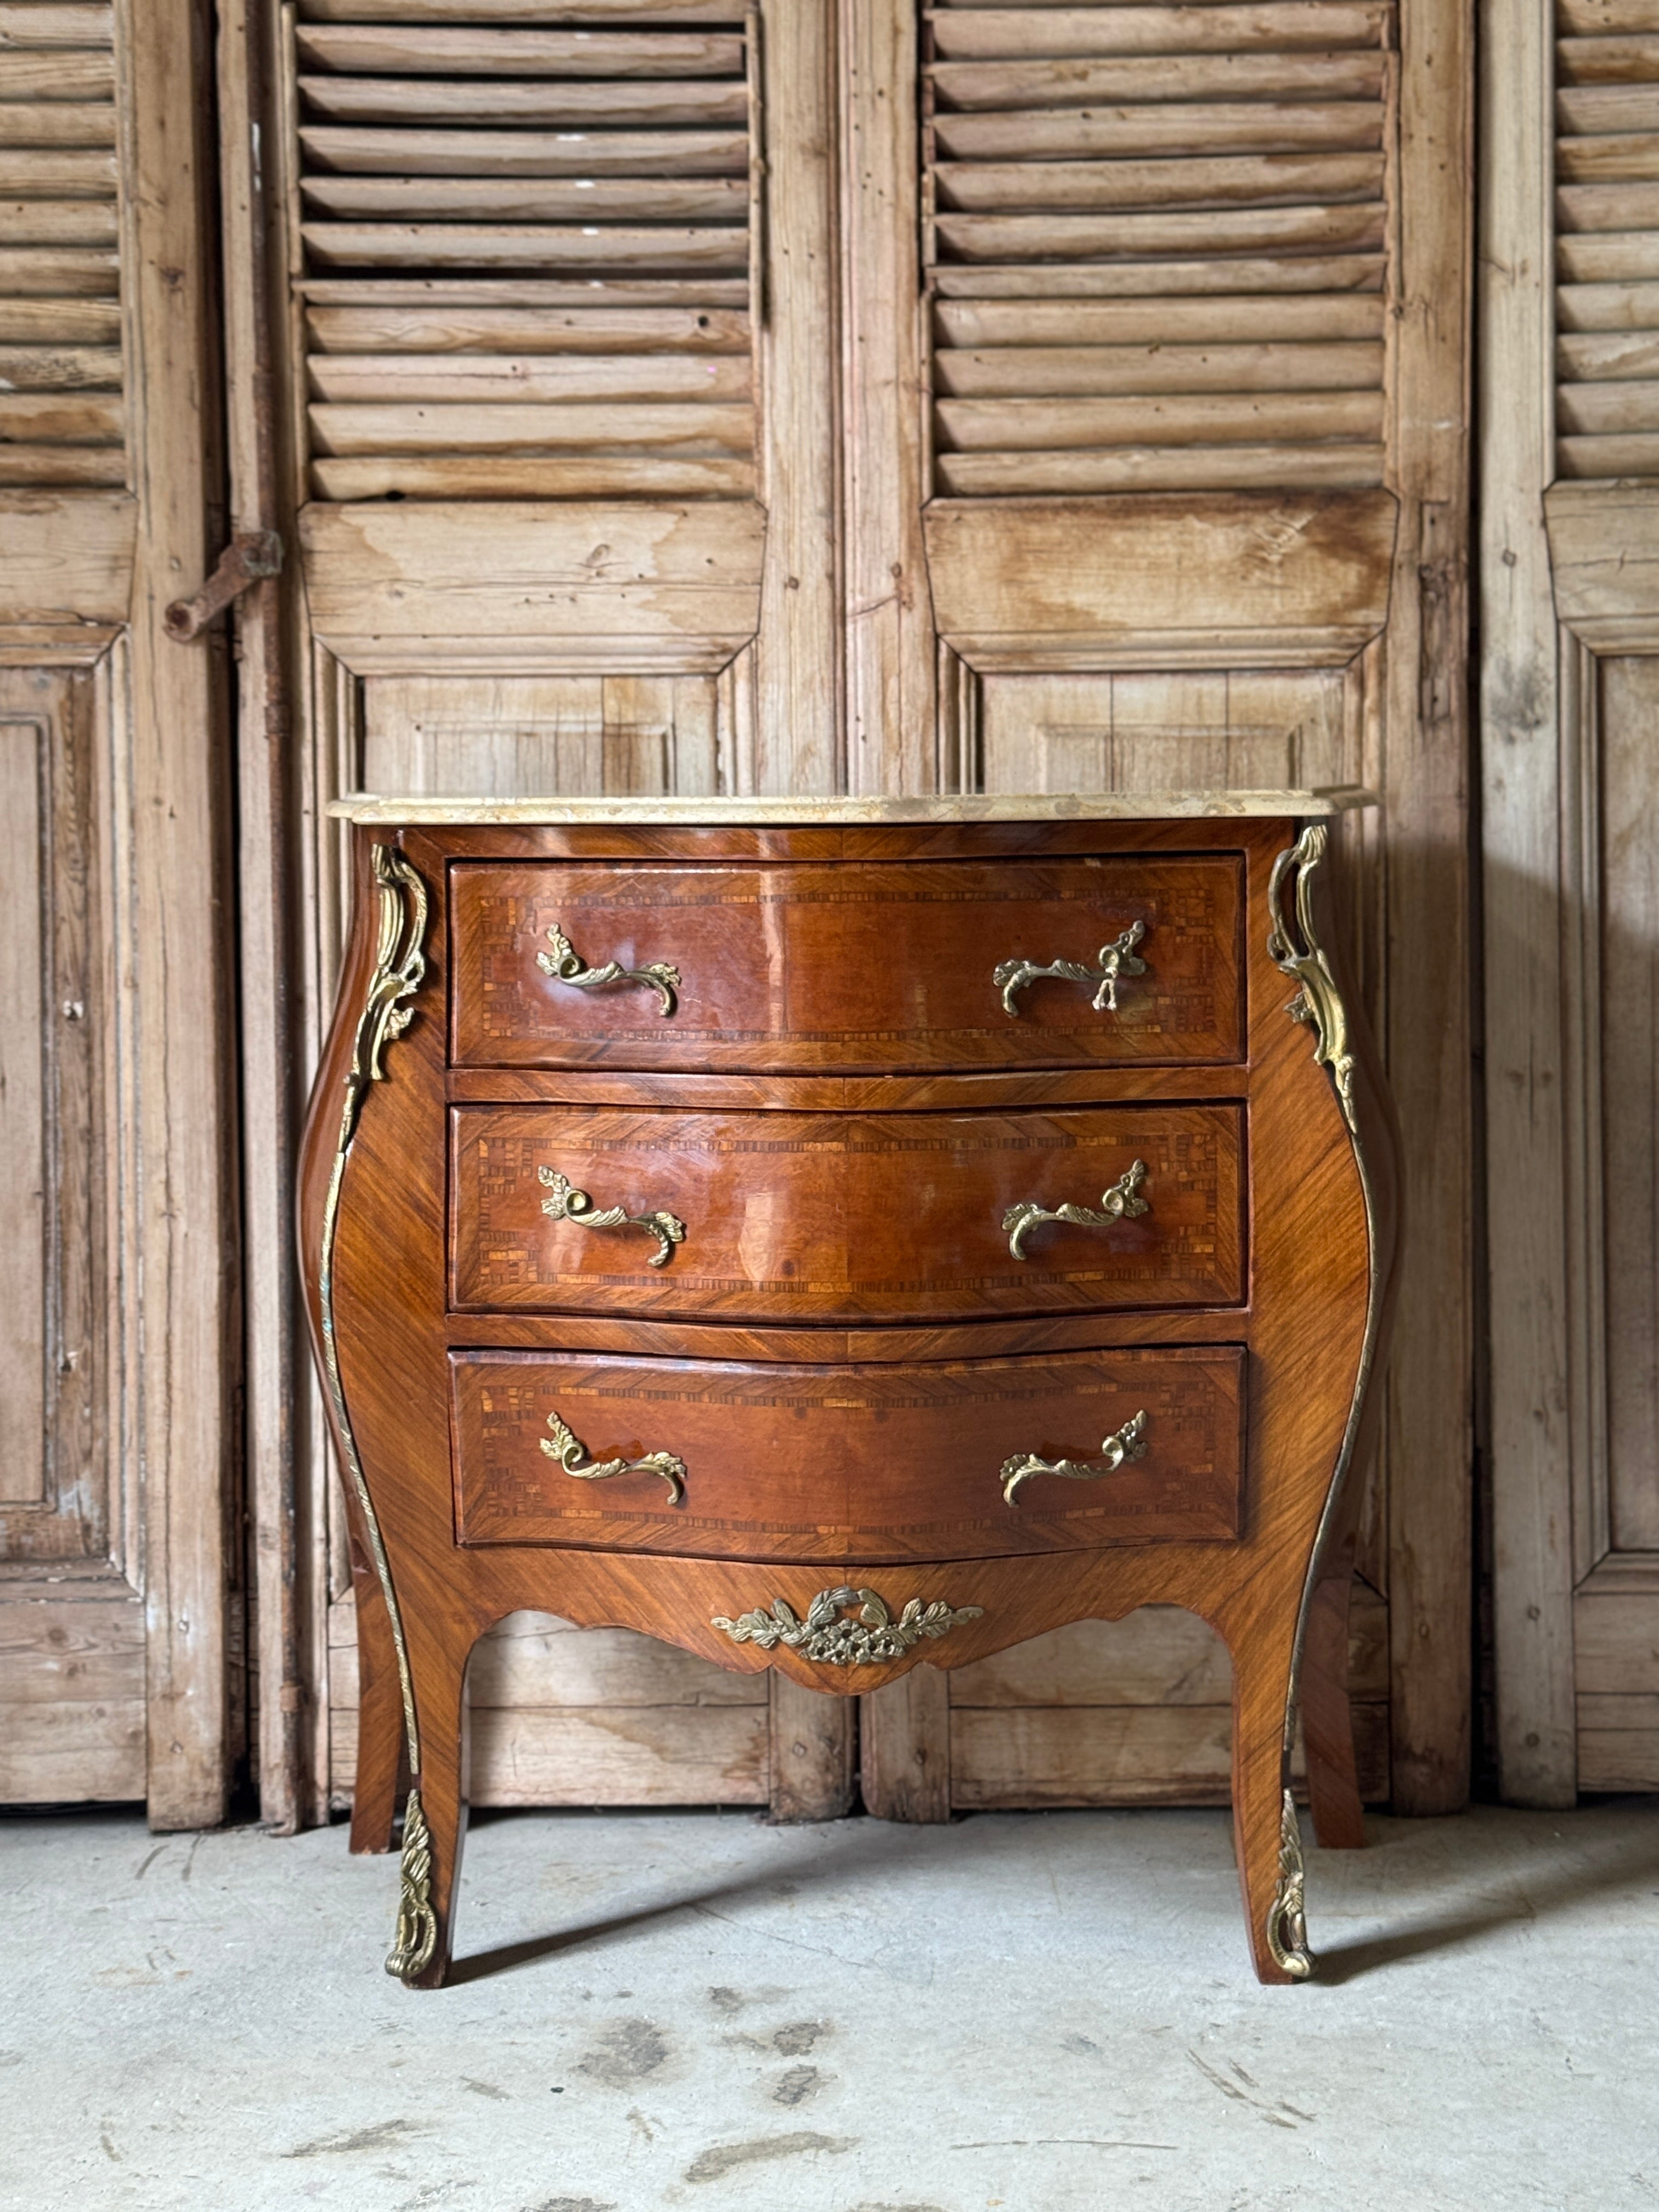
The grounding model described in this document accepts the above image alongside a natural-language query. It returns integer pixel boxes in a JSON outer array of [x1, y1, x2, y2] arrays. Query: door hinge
[[164, 528, 284, 642]]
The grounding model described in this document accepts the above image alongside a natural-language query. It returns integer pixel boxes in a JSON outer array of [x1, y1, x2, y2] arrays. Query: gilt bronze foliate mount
[[712, 1584, 984, 1664]]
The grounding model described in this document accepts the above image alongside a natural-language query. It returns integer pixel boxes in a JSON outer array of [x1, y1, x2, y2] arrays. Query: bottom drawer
[[449, 1346, 1245, 1564]]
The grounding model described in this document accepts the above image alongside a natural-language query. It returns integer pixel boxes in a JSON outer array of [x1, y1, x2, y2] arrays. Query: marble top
[[329, 787, 1376, 827]]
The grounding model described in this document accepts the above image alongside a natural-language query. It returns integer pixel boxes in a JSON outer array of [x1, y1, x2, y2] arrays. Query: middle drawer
[[450, 1102, 1245, 1322]]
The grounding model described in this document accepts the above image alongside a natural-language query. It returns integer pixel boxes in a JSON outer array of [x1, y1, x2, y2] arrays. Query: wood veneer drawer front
[[449, 1103, 1245, 1321], [449, 856, 1244, 1071], [450, 1346, 1246, 1561]]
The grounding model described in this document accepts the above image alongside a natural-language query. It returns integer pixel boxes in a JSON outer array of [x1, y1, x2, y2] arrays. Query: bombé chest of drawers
[[300, 795, 1398, 1990]]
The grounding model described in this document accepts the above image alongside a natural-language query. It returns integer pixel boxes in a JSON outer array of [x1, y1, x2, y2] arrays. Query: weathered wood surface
[[1545, 482, 1659, 637], [299, 500, 766, 674], [0, 708, 44, 1511], [979, 666, 1353, 797], [289, 4, 757, 502], [948, 1594, 1389, 1806], [862, 1668, 952, 1823], [1576, 1708, 1659, 1788], [328, 1600, 769, 1809], [951, 1591, 1388, 1705], [750, 0, 838, 797], [0, 1575, 145, 1802], [952, 1699, 1389, 1807], [925, 491, 1398, 668], [1574, 1552, 1659, 1792], [0, 0, 120, 488], [845, 0, 935, 795], [362, 672, 720, 799], [332, 1701, 770, 1805], [1585, 656, 1659, 1560], [769, 1673, 856, 1821], [0, 667, 101, 1551], [1481, 0, 1659, 1807], [0, 661, 140, 1809], [123, 0, 238, 1831], [0, 0, 149, 1813], [922, 0, 1392, 494], [215, 0, 316, 1833], [1555, 0, 1659, 478], [1358, 0, 1474, 1820]]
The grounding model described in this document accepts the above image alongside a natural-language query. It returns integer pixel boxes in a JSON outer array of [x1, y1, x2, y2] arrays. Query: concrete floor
[[3, 1800, 1655, 2212]]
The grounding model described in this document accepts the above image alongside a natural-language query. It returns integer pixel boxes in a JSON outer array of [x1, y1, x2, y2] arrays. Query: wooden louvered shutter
[[0, 0, 121, 487], [292, 0, 757, 503], [272, 0, 775, 767], [242, 0, 798, 1829], [1555, 2, 1659, 477], [870, 0, 1471, 1818], [922, 0, 1390, 497], [0, 0, 237, 1825], [1485, 0, 1659, 1808]]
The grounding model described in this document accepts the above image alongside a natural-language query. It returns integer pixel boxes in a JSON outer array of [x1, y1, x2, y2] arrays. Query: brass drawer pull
[[540, 1167, 686, 1269], [1001, 1409, 1149, 1507], [711, 1583, 984, 1664], [537, 920, 680, 1017], [994, 920, 1147, 1018], [542, 1409, 686, 1505], [1002, 1158, 1149, 1261]]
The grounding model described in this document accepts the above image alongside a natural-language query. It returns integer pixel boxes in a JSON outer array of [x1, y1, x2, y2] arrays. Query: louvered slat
[[0, 0, 121, 484], [923, 0, 1393, 497], [294, 0, 755, 501], [1555, 0, 1659, 475]]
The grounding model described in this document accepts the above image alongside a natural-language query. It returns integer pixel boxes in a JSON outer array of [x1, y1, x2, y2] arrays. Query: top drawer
[[450, 856, 1244, 1071]]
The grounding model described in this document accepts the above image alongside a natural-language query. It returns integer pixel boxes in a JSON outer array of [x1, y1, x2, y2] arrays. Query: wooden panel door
[[0, 0, 237, 1824], [848, 0, 1471, 1819], [224, 0, 832, 1829], [1485, 0, 1659, 1802], [235, 0, 1472, 1827]]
